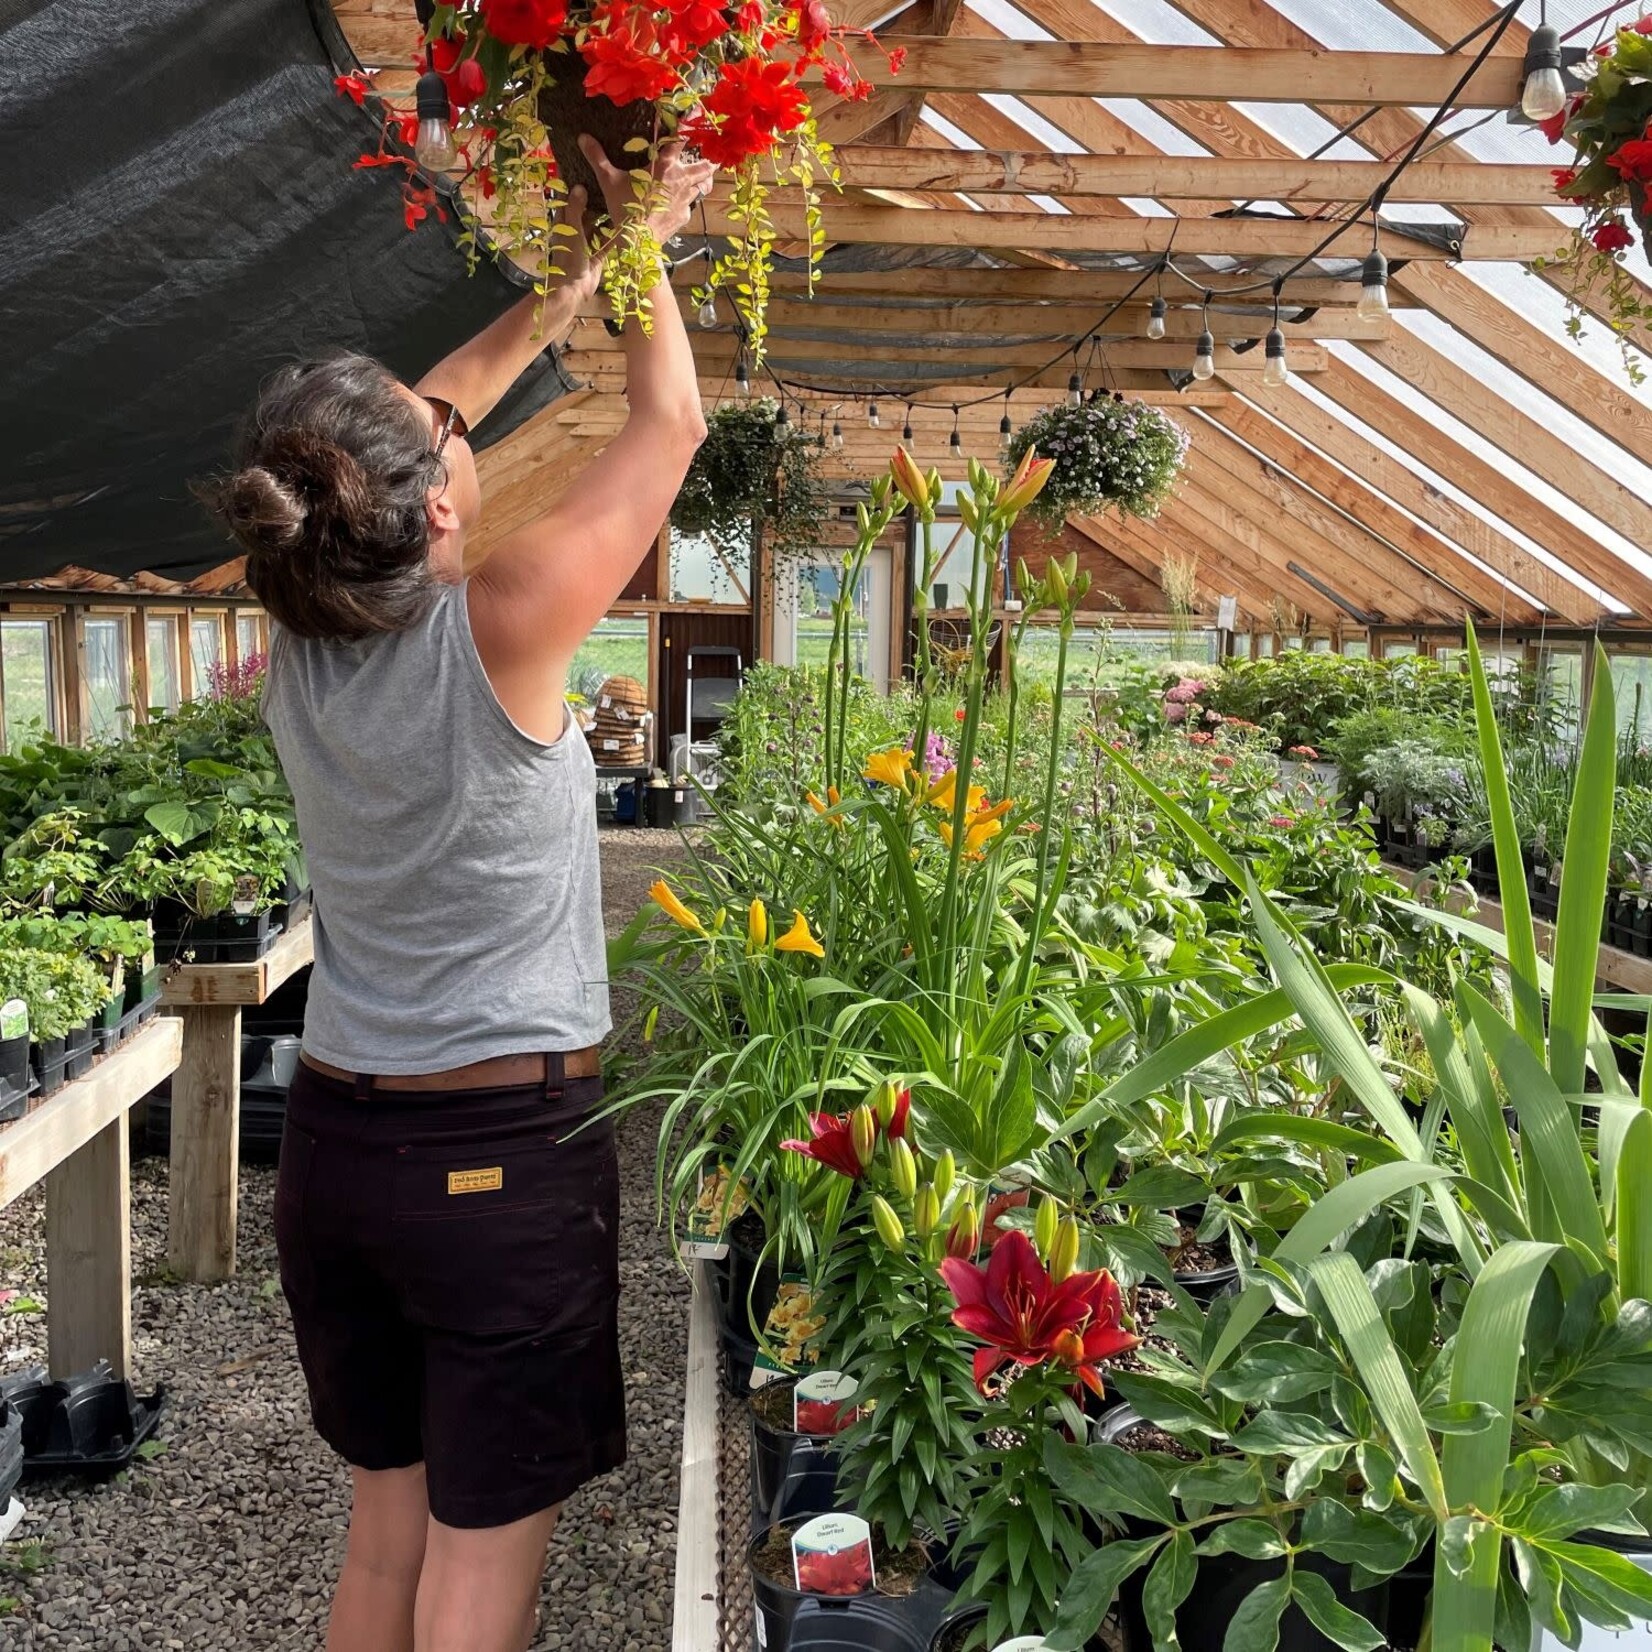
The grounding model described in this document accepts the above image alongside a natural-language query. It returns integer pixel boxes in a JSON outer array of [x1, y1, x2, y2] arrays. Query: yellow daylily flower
[[863, 746, 915, 790], [937, 816, 1004, 857], [775, 910, 826, 958], [650, 879, 703, 933], [747, 898, 768, 953], [926, 768, 987, 816]]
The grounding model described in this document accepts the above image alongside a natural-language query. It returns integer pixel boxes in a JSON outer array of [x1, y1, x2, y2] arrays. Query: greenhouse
[[4, 0, 1652, 1649]]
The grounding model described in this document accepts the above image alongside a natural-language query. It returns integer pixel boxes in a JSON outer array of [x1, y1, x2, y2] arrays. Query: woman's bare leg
[[327, 1464, 431, 1652], [413, 1505, 562, 1652]]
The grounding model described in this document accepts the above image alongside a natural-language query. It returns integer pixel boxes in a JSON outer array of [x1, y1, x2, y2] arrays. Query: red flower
[[940, 1230, 1138, 1396], [954, 707, 967, 722], [794, 0, 833, 50], [661, 0, 731, 56], [1610, 137, 1652, 184], [478, 0, 569, 49], [1639, 16, 1652, 33], [1552, 166, 1582, 194], [1594, 218, 1636, 253], [821, 61, 869, 99], [689, 58, 810, 164], [443, 58, 488, 108], [581, 9, 681, 107], [1268, 813, 1296, 829], [393, 110, 421, 148], [886, 44, 907, 74], [1538, 96, 1580, 144], [735, 0, 765, 27], [780, 1088, 908, 1179], [1287, 744, 1320, 760], [1212, 753, 1235, 770], [334, 73, 371, 105]]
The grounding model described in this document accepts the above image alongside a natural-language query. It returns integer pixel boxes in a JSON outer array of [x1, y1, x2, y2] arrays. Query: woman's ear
[[426, 482, 462, 537]]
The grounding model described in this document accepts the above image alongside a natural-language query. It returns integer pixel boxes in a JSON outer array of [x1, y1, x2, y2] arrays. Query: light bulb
[[1521, 26, 1568, 123], [1192, 329, 1216, 382], [1263, 327, 1289, 387], [902, 416, 914, 443], [1357, 249, 1390, 322], [999, 413, 1013, 458], [413, 71, 458, 171], [1147, 296, 1168, 341], [831, 421, 844, 450], [735, 361, 751, 398], [949, 429, 962, 454], [775, 405, 789, 430], [867, 401, 881, 429], [698, 298, 718, 328], [1067, 369, 1083, 407]]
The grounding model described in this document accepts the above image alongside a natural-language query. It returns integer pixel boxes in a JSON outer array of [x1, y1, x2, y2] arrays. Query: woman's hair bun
[[229, 429, 377, 553]]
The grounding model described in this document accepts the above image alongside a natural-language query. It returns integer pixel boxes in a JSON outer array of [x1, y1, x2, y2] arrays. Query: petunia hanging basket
[[1004, 394, 1189, 532], [335, 0, 906, 356], [1541, 17, 1652, 377]]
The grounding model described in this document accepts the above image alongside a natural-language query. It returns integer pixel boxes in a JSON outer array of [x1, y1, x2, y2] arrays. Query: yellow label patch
[[447, 1167, 503, 1195]]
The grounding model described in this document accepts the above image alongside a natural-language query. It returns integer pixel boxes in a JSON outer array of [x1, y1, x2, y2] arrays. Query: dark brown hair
[[201, 353, 439, 642]]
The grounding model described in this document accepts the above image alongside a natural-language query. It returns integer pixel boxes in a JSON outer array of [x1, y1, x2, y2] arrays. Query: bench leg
[[44, 1116, 131, 1380], [166, 1004, 243, 1282]]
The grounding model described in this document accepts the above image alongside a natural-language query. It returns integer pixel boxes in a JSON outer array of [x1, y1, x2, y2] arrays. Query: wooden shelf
[[0, 1017, 182, 1208], [160, 914, 314, 1008]]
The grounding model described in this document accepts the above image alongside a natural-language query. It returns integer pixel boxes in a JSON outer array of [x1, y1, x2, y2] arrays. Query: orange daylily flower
[[864, 746, 915, 790], [937, 794, 1014, 858], [891, 446, 934, 514], [650, 880, 703, 933], [926, 768, 987, 815], [775, 910, 826, 958], [806, 787, 847, 830]]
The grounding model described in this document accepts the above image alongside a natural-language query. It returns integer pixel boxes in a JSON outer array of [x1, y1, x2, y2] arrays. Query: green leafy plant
[[1005, 395, 1189, 530]]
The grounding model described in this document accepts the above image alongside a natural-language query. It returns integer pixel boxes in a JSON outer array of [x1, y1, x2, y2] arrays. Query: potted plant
[[334, 0, 903, 354], [1005, 394, 1188, 532], [670, 399, 831, 591]]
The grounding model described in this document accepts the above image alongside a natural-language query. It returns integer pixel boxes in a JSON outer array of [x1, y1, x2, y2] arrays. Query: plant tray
[[154, 920, 282, 965], [0, 1399, 20, 1509], [96, 993, 163, 1057], [0, 1362, 164, 1480]]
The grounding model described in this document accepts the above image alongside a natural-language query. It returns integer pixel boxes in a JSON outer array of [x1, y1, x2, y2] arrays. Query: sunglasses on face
[[424, 395, 470, 461]]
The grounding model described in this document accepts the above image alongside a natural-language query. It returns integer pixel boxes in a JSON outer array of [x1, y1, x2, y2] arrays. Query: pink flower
[[1269, 814, 1295, 828]]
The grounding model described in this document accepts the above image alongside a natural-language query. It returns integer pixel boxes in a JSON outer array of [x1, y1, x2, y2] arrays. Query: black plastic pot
[[30, 1036, 68, 1099], [65, 1020, 97, 1081], [0, 1362, 164, 1479], [1635, 900, 1652, 958], [0, 1398, 20, 1510], [751, 1378, 843, 1529], [749, 1524, 963, 1652], [718, 1221, 782, 1345], [153, 908, 276, 963], [0, 1032, 30, 1122], [124, 964, 163, 1014]]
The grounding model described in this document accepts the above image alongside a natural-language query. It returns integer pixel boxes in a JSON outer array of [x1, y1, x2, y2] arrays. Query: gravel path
[[0, 828, 693, 1650]]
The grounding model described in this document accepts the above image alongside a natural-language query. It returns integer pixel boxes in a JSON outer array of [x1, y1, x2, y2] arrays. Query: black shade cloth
[[0, 0, 570, 581]]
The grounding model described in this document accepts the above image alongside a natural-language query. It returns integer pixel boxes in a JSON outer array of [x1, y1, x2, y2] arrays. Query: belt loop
[[354, 1070, 373, 1103], [544, 1051, 565, 1101]]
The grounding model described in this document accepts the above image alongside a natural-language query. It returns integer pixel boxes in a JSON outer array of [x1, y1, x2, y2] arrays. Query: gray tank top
[[262, 582, 610, 1073]]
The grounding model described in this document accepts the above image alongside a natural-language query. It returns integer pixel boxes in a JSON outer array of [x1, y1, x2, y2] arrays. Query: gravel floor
[[0, 827, 695, 1650]]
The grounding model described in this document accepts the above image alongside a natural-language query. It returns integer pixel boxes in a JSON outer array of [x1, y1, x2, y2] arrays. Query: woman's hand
[[577, 135, 717, 244], [554, 184, 605, 302]]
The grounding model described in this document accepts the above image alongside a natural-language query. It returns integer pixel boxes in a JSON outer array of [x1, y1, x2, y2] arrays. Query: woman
[[205, 139, 714, 1652]]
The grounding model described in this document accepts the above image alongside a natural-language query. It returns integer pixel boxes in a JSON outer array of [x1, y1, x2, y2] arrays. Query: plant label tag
[[791, 1514, 874, 1597], [793, 1370, 860, 1436], [680, 1168, 746, 1261], [1533, 1553, 1652, 1652], [0, 999, 27, 1041], [751, 1279, 825, 1384], [992, 1639, 1052, 1652], [1217, 594, 1239, 631]]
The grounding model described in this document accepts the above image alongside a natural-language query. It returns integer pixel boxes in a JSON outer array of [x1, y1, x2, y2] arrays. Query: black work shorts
[[274, 1063, 625, 1529]]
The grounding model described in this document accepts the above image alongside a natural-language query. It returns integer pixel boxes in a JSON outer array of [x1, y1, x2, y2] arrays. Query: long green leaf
[[1306, 1251, 1447, 1520], [1618, 1110, 1652, 1304], [1550, 642, 1615, 1096], [1096, 740, 1254, 891], [1205, 1161, 1454, 1376], [1432, 1241, 1560, 1652], [1465, 620, 1544, 1058], [1209, 1113, 1403, 1165], [1460, 983, 1608, 1271]]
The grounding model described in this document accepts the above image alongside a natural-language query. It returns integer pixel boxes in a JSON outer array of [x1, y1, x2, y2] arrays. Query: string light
[[831, 419, 844, 451], [902, 404, 914, 445], [775, 402, 789, 431], [999, 389, 1013, 460], [697, 297, 718, 328], [1521, 15, 1567, 123], [867, 400, 881, 429], [948, 404, 962, 456], [734, 358, 751, 398], [1192, 294, 1216, 382], [1146, 295, 1168, 341], [1067, 359, 1084, 406], [413, 71, 458, 171], [1358, 232, 1390, 324], [1263, 286, 1289, 387]]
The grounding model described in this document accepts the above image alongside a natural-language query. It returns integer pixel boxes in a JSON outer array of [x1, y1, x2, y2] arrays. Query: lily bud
[[1049, 1217, 1081, 1283], [999, 449, 1056, 517], [746, 898, 767, 953], [914, 1183, 941, 1240], [1047, 557, 1069, 603], [1034, 1195, 1059, 1260], [873, 1080, 901, 1129], [967, 456, 987, 492], [891, 446, 931, 514], [957, 493, 979, 535], [889, 1138, 918, 1201], [850, 1106, 877, 1169], [869, 473, 892, 509], [711, 906, 728, 933], [933, 1149, 956, 1205], [871, 1194, 906, 1253], [945, 1199, 979, 1259], [1074, 571, 1092, 602], [856, 501, 872, 537], [1015, 557, 1034, 602]]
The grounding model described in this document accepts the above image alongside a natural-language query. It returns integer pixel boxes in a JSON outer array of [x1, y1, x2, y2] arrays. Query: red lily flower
[[940, 1230, 1138, 1396], [781, 1087, 909, 1178]]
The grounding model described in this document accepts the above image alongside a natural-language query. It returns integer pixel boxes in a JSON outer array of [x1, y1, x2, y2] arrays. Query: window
[[1383, 640, 1418, 660], [146, 615, 181, 715], [190, 615, 224, 697], [236, 612, 264, 665], [83, 616, 131, 739], [0, 619, 56, 751], [1341, 637, 1370, 659], [669, 527, 750, 605], [569, 615, 649, 702]]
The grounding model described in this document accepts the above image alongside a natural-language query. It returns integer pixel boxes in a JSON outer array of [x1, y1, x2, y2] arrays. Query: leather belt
[[300, 1047, 602, 1095]]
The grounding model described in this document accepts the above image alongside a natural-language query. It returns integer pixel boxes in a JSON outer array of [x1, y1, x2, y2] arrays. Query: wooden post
[[44, 1117, 131, 1379], [166, 1004, 243, 1281]]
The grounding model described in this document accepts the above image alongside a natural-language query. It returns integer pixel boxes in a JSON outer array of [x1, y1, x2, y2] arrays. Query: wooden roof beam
[[1065, 511, 1287, 624]]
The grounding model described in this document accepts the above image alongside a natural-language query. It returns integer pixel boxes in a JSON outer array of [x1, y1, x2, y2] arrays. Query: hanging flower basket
[[1004, 394, 1189, 531], [1542, 17, 1652, 373], [335, 0, 905, 356], [671, 397, 830, 570]]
